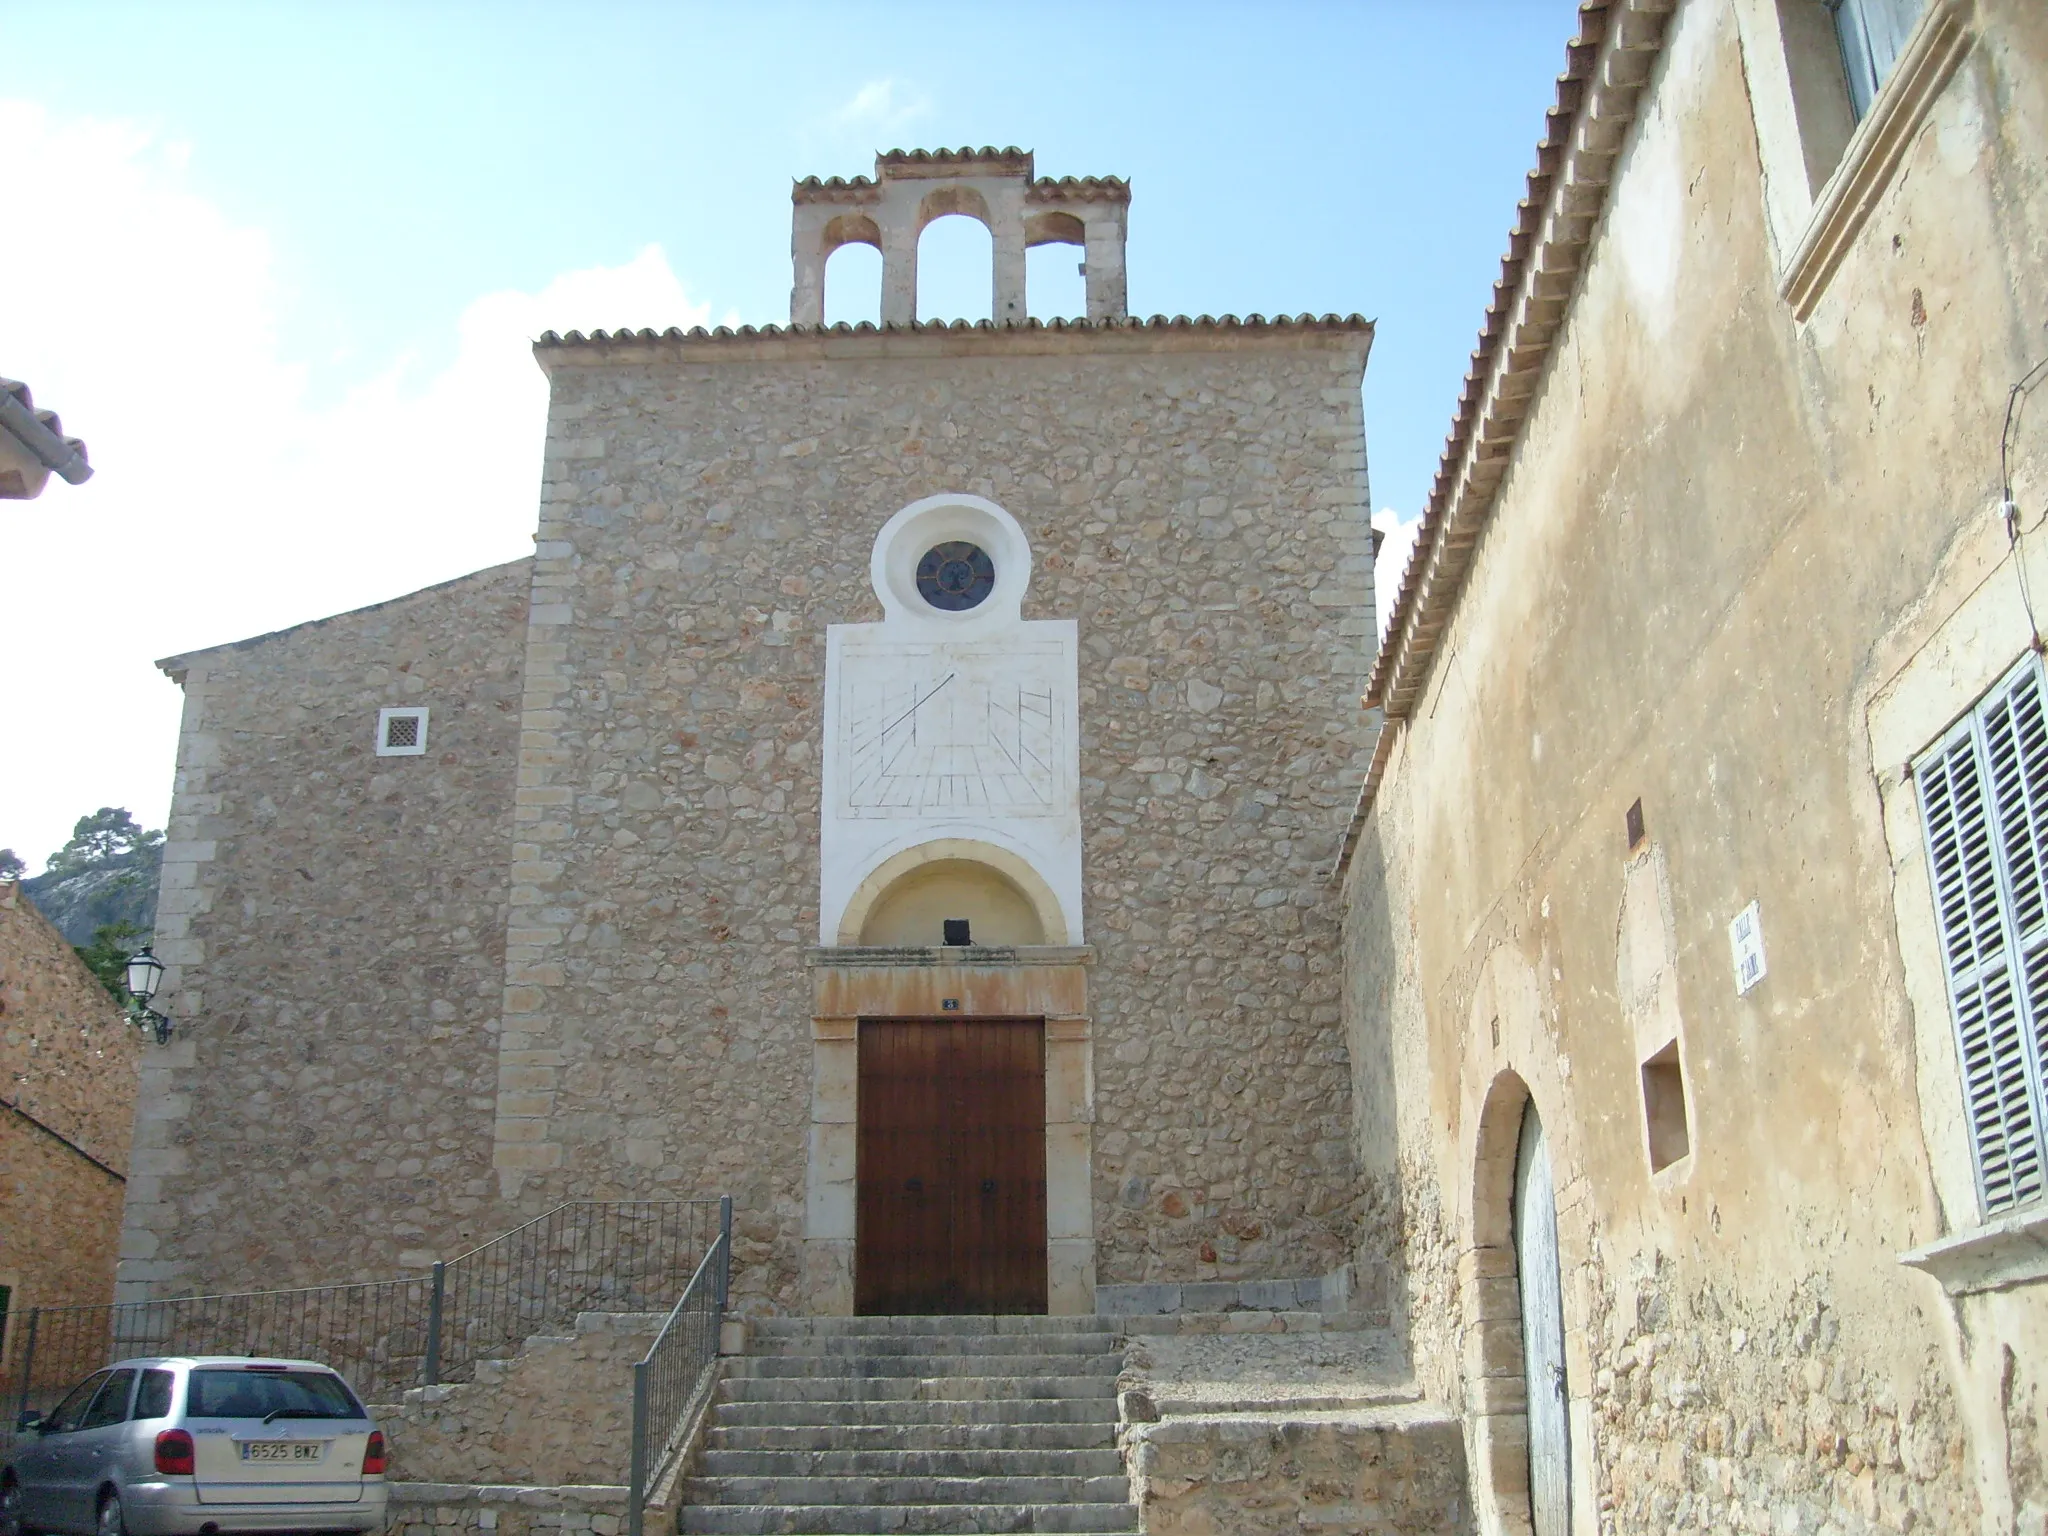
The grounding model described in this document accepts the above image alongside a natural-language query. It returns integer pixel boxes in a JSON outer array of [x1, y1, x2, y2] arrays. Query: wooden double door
[[855, 1018, 1048, 1315]]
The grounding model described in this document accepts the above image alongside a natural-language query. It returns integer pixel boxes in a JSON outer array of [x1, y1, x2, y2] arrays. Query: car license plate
[[240, 1442, 321, 1462]]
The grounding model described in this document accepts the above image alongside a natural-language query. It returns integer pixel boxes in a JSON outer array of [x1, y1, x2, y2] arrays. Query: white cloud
[[1372, 507, 1423, 647], [824, 78, 932, 146], [0, 101, 713, 872]]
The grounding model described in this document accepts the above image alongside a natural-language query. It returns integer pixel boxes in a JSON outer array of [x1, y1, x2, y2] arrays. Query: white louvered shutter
[[1916, 654, 2048, 1214]]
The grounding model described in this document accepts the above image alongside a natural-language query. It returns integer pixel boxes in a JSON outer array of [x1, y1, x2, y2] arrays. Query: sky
[[0, 1, 1572, 873]]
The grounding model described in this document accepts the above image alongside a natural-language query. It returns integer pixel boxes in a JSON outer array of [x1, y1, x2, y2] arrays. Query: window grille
[[375, 706, 429, 757], [1915, 652, 2048, 1216], [1829, 0, 1926, 120]]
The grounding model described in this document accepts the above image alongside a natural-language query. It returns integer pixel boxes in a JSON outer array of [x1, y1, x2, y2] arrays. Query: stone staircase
[[681, 1315, 1135, 1534]]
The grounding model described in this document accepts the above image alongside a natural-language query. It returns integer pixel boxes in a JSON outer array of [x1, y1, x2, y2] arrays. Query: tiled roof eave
[[1349, 0, 1674, 831], [533, 312, 1374, 361]]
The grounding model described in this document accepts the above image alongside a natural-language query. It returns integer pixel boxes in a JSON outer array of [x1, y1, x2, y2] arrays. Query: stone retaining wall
[[377, 1313, 659, 1488], [384, 1483, 627, 1536], [1125, 1407, 1473, 1535]]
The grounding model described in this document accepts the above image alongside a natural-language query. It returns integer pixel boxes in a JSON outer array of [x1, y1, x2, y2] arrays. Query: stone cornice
[[534, 314, 1373, 369], [1365, 0, 1674, 726]]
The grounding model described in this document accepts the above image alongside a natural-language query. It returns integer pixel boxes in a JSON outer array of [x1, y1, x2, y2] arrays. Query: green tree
[[74, 920, 145, 1006], [44, 809, 163, 877], [0, 849, 23, 882], [22, 808, 164, 946]]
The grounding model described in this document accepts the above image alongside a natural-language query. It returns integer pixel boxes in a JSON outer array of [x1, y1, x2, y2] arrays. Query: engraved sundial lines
[[840, 657, 1061, 817]]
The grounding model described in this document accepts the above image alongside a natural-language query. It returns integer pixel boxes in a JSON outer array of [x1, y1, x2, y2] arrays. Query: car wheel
[[0, 1478, 29, 1536], [94, 1491, 123, 1536]]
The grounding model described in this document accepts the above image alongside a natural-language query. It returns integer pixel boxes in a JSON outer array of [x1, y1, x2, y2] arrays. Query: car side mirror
[[15, 1410, 42, 1433]]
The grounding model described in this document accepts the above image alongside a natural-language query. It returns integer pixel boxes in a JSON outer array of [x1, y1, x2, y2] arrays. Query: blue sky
[[0, 1, 1572, 870]]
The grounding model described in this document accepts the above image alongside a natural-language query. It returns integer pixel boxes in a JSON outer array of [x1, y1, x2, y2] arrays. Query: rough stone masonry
[[124, 316, 1380, 1314]]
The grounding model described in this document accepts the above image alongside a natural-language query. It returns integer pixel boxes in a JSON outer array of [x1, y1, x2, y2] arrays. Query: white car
[[1, 1357, 388, 1536]]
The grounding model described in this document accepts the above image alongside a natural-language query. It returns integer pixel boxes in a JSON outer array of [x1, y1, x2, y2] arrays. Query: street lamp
[[124, 945, 173, 1044]]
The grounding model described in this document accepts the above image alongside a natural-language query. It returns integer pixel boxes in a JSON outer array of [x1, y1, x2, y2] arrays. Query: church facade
[[124, 149, 1378, 1322]]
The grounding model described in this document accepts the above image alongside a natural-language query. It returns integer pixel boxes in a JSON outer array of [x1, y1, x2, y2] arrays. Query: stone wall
[[385, 1484, 626, 1536], [493, 325, 1375, 1307], [1126, 1407, 1473, 1535], [122, 560, 532, 1296], [1346, 0, 2048, 1529], [377, 1312, 658, 1488], [0, 880, 138, 1323]]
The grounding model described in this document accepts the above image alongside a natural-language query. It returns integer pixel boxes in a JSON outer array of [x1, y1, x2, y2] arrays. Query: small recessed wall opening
[[1641, 1039, 1691, 1173], [858, 858, 1045, 947], [376, 706, 429, 757], [1626, 797, 1646, 850]]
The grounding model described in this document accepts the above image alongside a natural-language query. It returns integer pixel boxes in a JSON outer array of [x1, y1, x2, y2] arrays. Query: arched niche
[[837, 838, 1070, 948], [857, 859, 1046, 947]]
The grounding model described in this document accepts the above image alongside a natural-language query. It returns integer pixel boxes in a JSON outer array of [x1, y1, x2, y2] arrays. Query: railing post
[[422, 1263, 446, 1386], [14, 1310, 37, 1426], [716, 1196, 732, 1313], [627, 1358, 649, 1536]]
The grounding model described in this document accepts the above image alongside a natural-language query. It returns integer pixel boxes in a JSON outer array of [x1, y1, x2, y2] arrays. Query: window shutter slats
[[1916, 654, 2048, 1217], [1985, 675, 2048, 941]]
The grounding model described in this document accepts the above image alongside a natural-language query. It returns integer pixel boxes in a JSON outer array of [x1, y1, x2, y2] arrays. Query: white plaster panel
[[821, 495, 1082, 944]]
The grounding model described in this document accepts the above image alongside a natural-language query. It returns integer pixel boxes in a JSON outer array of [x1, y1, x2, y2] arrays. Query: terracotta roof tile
[[534, 313, 1371, 349], [1363, 0, 1674, 721], [1334, 0, 1676, 880]]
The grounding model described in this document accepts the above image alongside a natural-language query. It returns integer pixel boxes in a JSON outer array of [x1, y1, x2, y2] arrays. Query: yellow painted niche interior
[[857, 859, 1047, 946]]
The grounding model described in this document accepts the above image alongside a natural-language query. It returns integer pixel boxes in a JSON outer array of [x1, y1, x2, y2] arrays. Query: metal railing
[[8, 1275, 434, 1422], [627, 1198, 731, 1536], [425, 1200, 723, 1386], [1, 1199, 729, 1424]]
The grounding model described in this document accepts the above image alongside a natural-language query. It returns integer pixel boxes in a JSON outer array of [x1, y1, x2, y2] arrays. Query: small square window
[[375, 707, 429, 757]]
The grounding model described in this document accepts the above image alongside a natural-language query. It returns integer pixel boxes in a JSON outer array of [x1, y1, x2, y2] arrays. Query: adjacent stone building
[[0, 880, 139, 1372], [1348, 0, 2048, 1529]]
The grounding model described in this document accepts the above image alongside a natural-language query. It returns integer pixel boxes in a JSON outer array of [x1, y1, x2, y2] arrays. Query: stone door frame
[[803, 945, 1095, 1316]]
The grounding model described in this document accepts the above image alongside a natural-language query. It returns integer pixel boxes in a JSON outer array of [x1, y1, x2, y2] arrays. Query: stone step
[[748, 1331, 1123, 1359], [707, 1422, 1118, 1453], [719, 1375, 1119, 1405], [678, 1502, 1138, 1534], [749, 1315, 1109, 1339], [684, 1475, 1130, 1508], [697, 1448, 1126, 1479], [727, 1352, 1124, 1381], [709, 1396, 1118, 1428]]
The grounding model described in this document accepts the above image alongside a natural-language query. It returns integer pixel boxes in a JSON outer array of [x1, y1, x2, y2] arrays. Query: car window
[[132, 1370, 174, 1421], [43, 1372, 109, 1434], [186, 1370, 361, 1420], [78, 1370, 136, 1431]]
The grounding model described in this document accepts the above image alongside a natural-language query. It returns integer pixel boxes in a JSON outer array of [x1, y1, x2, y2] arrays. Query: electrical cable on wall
[[2000, 351, 2048, 651]]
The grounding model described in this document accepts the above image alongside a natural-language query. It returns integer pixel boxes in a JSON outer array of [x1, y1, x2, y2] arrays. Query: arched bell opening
[[1025, 211, 1087, 321]]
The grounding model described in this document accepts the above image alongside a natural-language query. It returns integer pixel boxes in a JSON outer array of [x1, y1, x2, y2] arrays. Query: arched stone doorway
[[1465, 1071, 1576, 1535], [1514, 1101, 1571, 1535]]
